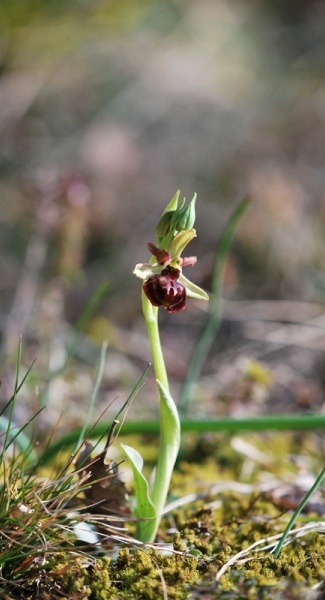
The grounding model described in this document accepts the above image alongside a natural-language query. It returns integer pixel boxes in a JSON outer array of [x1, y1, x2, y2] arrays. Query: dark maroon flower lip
[[143, 266, 186, 313]]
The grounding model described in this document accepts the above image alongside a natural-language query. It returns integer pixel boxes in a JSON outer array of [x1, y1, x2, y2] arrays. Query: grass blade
[[39, 364, 150, 465], [39, 412, 325, 464], [272, 464, 325, 558], [74, 340, 108, 452], [0, 340, 36, 463]]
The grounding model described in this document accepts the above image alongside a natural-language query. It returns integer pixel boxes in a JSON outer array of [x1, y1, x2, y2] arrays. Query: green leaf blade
[[121, 443, 157, 543]]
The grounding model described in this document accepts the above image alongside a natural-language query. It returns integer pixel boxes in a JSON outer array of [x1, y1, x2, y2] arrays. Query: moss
[[2, 431, 325, 599], [43, 556, 90, 598], [88, 557, 112, 599], [3, 507, 325, 599], [229, 534, 325, 591], [109, 544, 201, 600], [162, 490, 325, 597]]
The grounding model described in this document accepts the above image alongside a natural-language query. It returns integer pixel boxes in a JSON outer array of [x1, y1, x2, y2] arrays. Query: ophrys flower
[[133, 193, 208, 312]]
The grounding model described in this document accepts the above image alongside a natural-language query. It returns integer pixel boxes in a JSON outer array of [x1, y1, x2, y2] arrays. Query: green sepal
[[179, 273, 209, 301], [168, 228, 196, 259]]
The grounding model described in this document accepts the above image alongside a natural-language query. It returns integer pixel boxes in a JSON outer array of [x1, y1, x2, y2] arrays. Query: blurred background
[[0, 0, 325, 434]]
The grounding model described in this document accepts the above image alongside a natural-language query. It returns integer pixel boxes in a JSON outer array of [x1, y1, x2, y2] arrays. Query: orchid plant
[[122, 191, 208, 543]]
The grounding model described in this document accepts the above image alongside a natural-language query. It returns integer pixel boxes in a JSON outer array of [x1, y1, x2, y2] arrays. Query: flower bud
[[155, 210, 176, 242], [174, 194, 196, 231], [155, 190, 181, 243]]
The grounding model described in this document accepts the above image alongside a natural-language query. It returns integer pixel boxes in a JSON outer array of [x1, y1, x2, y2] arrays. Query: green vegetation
[[0, 199, 324, 598]]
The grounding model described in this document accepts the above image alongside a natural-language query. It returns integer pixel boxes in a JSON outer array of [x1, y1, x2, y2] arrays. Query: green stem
[[142, 291, 169, 391], [141, 292, 180, 541]]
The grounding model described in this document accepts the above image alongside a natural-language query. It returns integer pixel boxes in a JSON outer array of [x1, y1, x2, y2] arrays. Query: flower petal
[[181, 256, 197, 267], [147, 242, 170, 265]]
